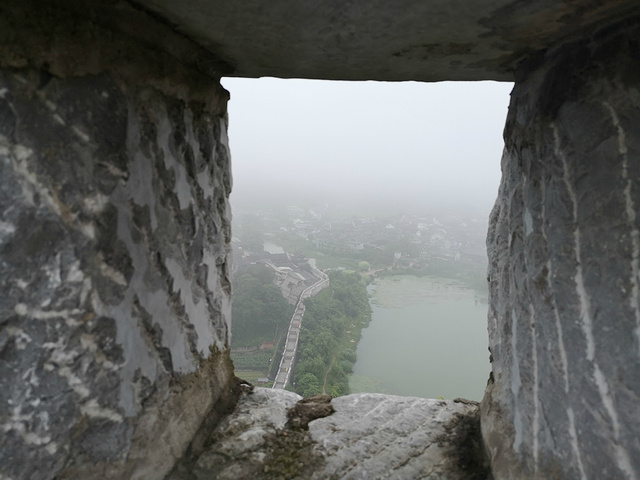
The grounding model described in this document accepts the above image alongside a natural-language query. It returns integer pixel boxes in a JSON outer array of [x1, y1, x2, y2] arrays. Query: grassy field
[[312, 253, 361, 270], [234, 370, 264, 382], [231, 349, 272, 371], [235, 370, 274, 387], [274, 234, 371, 271]]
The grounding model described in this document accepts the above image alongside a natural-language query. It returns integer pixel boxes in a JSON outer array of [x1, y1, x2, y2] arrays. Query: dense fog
[[222, 78, 513, 218], [225, 79, 514, 399]]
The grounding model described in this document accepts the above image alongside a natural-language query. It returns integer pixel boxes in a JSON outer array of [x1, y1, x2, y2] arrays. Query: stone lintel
[[134, 0, 640, 82]]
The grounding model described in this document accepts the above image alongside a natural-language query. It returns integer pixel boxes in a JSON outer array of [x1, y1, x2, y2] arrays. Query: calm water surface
[[350, 275, 489, 401]]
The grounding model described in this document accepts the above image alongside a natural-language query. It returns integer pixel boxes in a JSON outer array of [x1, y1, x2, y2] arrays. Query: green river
[[349, 275, 489, 401]]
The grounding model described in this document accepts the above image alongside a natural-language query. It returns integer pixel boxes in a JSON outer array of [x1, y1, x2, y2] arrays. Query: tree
[[298, 373, 322, 397], [358, 261, 370, 271], [231, 264, 294, 347], [292, 270, 370, 398]]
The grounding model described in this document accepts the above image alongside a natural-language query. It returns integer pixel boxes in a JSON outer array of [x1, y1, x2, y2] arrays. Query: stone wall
[[0, 2, 237, 479], [482, 20, 640, 480]]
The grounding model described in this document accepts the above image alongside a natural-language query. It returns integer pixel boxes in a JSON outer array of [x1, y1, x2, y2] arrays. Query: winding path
[[272, 266, 329, 389]]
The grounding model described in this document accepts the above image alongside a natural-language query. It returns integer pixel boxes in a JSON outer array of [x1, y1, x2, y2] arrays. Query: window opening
[[223, 78, 512, 401]]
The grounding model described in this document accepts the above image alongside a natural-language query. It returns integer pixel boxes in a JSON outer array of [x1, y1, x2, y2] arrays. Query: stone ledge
[[169, 388, 489, 480]]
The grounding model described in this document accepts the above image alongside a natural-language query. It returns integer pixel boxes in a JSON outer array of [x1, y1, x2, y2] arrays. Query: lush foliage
[[292, 271, 371, 397], [275, 230, 487, 295], [231, 264, 294, 348], [231, 350, 273, 370]]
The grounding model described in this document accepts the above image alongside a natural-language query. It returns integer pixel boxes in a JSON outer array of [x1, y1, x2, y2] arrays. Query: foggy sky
[[221, 78, 513, 217]]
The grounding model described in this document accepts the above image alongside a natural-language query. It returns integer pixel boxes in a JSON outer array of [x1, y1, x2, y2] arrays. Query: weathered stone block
[[0, 3, 237, 478], [172, 389, 488, 480], [482, 20, 640, 480]]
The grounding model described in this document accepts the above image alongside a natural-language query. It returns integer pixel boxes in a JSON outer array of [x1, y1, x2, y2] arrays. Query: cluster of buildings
[[232, 243, 327, 305], [241, 206, 489, 270], [233, 206, 487, 284]]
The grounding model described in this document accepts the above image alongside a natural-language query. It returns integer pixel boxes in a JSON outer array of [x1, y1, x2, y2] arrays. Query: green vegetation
[[274, 234, 363, 270], [379, 258, 487, 296], [276, 230, 486, 295], [230, 215, 486, 393], [292, 271, 371, 397], [231, 350, 273, 370], [230, 264, 294, 382], [274, 231, 399, 271], [231, 264, 294, 348], [234, 370, 268, 384]]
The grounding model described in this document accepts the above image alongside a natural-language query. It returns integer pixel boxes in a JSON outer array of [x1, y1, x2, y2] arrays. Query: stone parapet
[[169, 388, 488, 479]]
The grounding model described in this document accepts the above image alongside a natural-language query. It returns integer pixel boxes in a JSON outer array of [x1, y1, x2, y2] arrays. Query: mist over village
[[225, 79, 508, 404], [225, 78, 511, 221]]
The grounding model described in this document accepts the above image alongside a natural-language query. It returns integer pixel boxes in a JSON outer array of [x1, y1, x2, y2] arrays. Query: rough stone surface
[[483, 20, 640, 480], [134, 0, 639, 82], [288, 394, 334, 430], [0, 0, 232, 96], [309, 393, 487, 480], [0, 5, 237, 479], [168, 388, 305, 479], [175, 389, 488, 480]]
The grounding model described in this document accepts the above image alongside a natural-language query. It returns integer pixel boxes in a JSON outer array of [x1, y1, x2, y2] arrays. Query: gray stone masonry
[[0, 2, 237, 479], [482, 19, 640, 480], [168, 388, 487, 480], [136, 0, 639, 82]]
